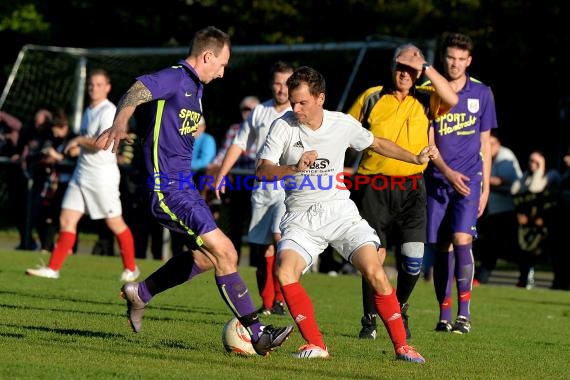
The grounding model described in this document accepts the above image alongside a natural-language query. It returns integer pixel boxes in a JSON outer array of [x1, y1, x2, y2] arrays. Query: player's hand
[[446, 169, 471, 196], [214, 185, 225, 200], [294, 150, 318, 172], [395, 51, 424, 72], [416, 145, 439, 163], [64, 137, 81, 155], [214, 173, 226, 200], [95, 126, 133, 153]]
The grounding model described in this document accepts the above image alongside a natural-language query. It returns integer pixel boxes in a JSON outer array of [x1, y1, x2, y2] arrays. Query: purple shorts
[[426, 175, 481, 244], [149, 187, 217, 246]]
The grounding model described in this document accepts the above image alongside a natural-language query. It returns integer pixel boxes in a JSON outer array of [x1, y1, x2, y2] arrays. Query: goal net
[[0, 36, 434, 136]]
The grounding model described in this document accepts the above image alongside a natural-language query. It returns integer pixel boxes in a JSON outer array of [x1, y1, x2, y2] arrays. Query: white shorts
[[61, 178, 123, 220], [278, 199, 380, 273], [247, 200, 286, 245]]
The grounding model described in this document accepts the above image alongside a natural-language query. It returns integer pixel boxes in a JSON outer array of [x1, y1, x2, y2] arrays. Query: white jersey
[[233, 98, 290, 206], [73, 99, 119, 183], [258, 110, 374, 209]]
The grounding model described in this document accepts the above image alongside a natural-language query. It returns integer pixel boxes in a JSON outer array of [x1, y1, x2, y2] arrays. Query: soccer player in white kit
[[26, 69, 139, 281], [256, 66, 436, 362], [215, 61, 293, 315]]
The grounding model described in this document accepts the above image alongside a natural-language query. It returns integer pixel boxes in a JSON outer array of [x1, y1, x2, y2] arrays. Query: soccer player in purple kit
[[95, 26, 293, 356], [424, 32, 497, 334]]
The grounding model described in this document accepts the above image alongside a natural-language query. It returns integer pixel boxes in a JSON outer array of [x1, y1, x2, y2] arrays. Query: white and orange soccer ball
[[221, 317, 256, 356]]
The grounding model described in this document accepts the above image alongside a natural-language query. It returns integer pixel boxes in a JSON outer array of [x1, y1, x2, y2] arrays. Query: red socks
[[47, 228, 136, 272], [374, 288, 407, 349], [260, 255, 276, 308], [48, 231, 76, 271], [117, 228, 136, 271], [282, 282, 325, 350]]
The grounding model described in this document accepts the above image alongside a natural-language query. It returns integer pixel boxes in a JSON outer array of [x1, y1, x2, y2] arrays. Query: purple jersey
[[427, 75, 497, 178], [137, 60, 217, 238], [137, 60, 204, 183]]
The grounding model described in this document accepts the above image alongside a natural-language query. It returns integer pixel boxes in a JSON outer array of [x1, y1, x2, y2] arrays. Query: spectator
[[36, 109, 78, 253], [25, 68, 140, 281], [473, 131, 522, 284], [14, 108, 54, 250], [511, 150, 559, 289], [190, 116, 216, 173], [0, 110, 23, 158], [0, 111, 29, 250], [18, 108, 53, 168]]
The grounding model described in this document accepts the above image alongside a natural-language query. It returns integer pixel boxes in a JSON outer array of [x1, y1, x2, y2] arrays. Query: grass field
[[1, 250, 569, 379]]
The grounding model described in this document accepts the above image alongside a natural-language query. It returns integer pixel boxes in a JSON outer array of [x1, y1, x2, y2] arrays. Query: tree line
[[1, 0, 569, 164]]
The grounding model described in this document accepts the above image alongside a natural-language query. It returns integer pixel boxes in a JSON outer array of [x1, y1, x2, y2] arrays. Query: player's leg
[[276, 238, 329, 359], [433, 243, 454, 331], [427, 180, 455, 332], [248, 203, 277, 313], [106, 215, 139, 281], [335, 203, 425, 364], [200, 228, 293, 356], [254, 243, 275, 312], [353, 179, 389, 339], [85, 178, 139, 280], [26, 180, 85, 278], [448, 182, 480, 334], [120, 193, 216, 332], [394, 178, 427, 339], [351, 243, 424, 364], [269, 203, 286, 315]]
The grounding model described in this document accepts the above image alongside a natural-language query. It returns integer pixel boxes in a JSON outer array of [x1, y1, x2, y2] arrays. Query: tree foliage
[[0, 4, 48, 33], [0, 0, 569, 161]]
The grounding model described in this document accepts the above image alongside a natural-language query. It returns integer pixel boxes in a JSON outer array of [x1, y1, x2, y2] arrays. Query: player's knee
[[401, 257, 422, 275], [401, 242, 424, 275]]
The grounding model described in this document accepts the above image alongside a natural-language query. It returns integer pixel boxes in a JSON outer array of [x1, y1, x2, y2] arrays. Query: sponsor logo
[[293, 140, 304, 148], [295, 314, 306, 323], [387, 312, 401, 322]]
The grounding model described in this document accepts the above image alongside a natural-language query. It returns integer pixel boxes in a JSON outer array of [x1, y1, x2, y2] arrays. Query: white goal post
[[0, 36, 434, 133]]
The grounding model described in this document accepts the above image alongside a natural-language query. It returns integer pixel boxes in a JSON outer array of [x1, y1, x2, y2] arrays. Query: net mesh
[[0, 39, 421, 136]]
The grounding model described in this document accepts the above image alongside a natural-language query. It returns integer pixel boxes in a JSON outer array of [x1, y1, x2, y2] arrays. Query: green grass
[[1, 251, 569, 379]]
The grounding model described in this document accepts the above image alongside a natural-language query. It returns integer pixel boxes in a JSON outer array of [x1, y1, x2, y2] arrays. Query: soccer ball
[[221, 317, 256, 356]]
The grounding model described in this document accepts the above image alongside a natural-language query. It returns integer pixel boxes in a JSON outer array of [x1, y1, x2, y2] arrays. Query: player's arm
[[428, 126, 471, 196], [64, 136, 102, 154], [214, 143, 245, 198], [95, 81, 152, 153], [478, 129, 492, 217], [368, 136, 438, 164], [214, 117, 256, 198], [0, 110, 23, 131], [397, 53, 458, 113], [421, 65, 458, 113], [256, 150, 318, 181]]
